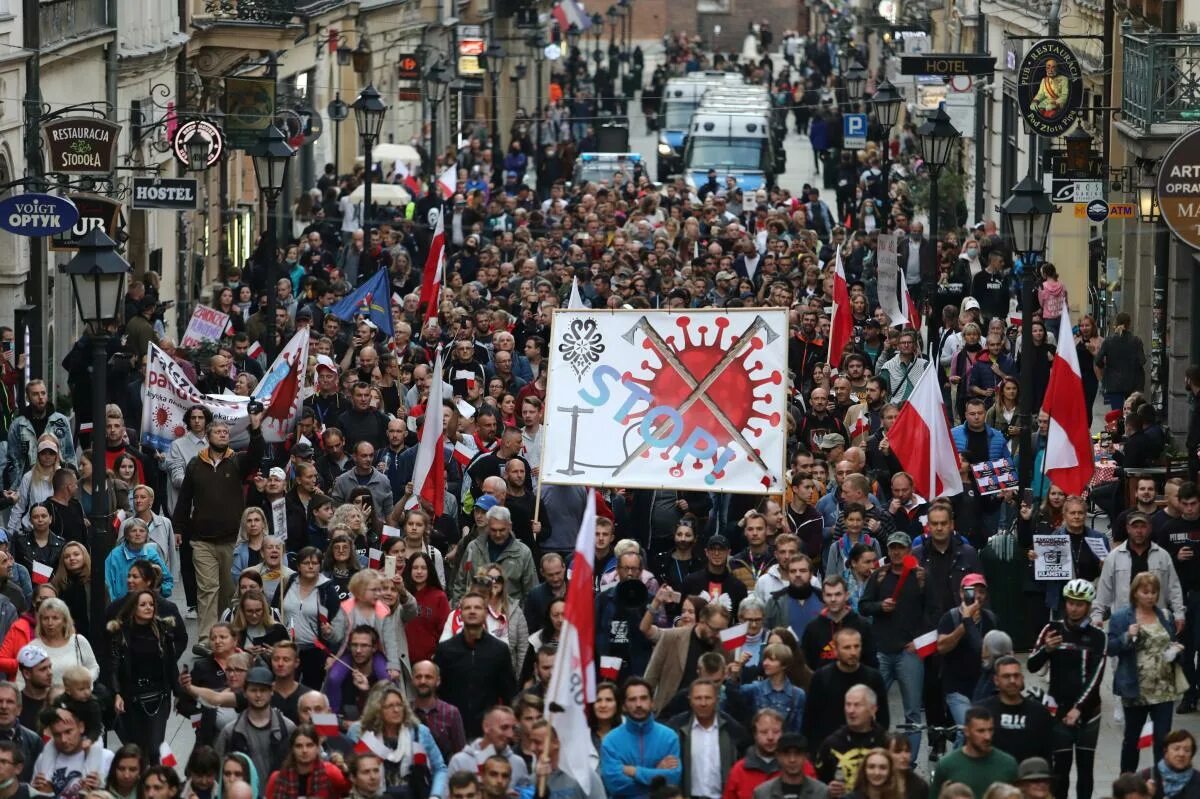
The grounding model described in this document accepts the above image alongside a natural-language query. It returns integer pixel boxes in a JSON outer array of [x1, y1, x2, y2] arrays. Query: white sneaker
[[185, 606, 198, 620]]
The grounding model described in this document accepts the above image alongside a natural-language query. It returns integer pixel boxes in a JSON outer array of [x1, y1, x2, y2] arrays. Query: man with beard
[[724, 709, 785, 799], [682, 535, 749, 612], [303, 355, 345, 431], [796, 388, 848, 454], [409, 661, 466, 761], [843, 378, 889, 448], [599, 678, 682, 798], [2, 381, 75, 489], [804, 628, 888, 747], [979, 656, 1054, 765], [789, 310, 826, 393], [645, 604, 732, 714], [766, 555, 825, 642], [173, 410, 265, 645]]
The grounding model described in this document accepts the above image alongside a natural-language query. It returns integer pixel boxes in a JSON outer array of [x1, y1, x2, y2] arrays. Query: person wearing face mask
[[173, 411, 265, 647], [957, 239, 983, 280]]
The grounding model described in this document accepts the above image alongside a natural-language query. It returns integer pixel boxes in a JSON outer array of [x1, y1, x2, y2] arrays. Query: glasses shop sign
[[0, 193, 79, 237]]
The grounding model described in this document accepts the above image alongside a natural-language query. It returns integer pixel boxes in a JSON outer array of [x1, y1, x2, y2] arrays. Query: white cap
[[315, 354, 339, 373]]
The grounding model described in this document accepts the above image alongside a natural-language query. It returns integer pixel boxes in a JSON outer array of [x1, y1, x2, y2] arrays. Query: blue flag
[[329, 268, 393, 336]]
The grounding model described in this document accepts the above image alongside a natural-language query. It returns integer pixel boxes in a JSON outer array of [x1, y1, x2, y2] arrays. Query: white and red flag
[[407, 346, 446, 517], [720, 623, 749, 651], [899, 278, 922, 337], [1041, 307, 1094, 496], [546, 489, 598, 791], [436, 164, 457, 199], [1139, 718, 1154, 750], [599, 656, 622, 681], [888, 366, 964, 499], [912, 630, 939, 659], [159, 742, 178, 768], [418, 213, 445, 324], [311, 712, 340, 737], [31, 562, 52, 585], [828, 245, 854, 369]]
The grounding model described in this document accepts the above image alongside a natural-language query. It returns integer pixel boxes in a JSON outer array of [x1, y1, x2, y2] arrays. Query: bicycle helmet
[[1062, 579, 1096, 603]]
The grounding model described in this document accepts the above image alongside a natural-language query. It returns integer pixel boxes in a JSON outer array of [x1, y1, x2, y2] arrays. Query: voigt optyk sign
[[0, 193, 79, 236]]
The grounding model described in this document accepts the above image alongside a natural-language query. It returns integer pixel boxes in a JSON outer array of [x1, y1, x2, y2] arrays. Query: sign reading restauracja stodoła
[[41, 117, 121, 175]]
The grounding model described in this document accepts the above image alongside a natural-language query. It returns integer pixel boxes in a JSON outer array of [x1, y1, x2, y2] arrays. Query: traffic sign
[[1086, 199, 1109, 222], [844, 114, 868, 150]]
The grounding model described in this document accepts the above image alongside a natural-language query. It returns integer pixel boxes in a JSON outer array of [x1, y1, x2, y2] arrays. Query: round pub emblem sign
[[1017, 39, 1084, 137], [1157, 126, 1200, 250]]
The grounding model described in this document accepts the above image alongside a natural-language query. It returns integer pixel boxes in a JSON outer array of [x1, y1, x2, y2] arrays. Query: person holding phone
[[935, 574, 998, 739]]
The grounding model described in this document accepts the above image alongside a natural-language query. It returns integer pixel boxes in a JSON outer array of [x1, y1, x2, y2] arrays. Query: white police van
[[657, 72, 744, 181], [683, 110, 785, 192]]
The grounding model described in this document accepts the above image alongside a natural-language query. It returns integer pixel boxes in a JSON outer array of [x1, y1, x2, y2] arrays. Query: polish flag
[[599, 656, 622, 681], [1041, 307, 1094, 496], [190, 713, 202, 730], [720, 623, 749, 651], [889, 366, 964, 499], [224, 318, 236, 336], [409, 346, 446, 517], [355, 731, 391, 758], [368, 548, 383, 569], [436, 164, 457, 199], [311, 712, 340, 737], [828, 245, 854, 370], [382, 524, 402, 540], [1042, 694, 1058, 714], [899, 277, 921, 338], [546, 489, 598, 791], [31, 562, 52, 585], [247, 340, 265, 361], [452, 440, 475, 468], [418, 213, 445, 324], [1138, 718, 1154, 749], [159, 742, 178, 768], [912, 630, 939, 659]]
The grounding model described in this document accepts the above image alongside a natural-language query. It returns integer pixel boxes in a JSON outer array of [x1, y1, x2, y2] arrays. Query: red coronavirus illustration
[[154, 404, 185, 439], [619, 315, 783, 485]]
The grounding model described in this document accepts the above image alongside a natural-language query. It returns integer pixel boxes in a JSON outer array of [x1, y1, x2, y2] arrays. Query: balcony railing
[[199, 0, 296, 23], [39, 0, 109, 50], [1122, 28, 1200, 132]]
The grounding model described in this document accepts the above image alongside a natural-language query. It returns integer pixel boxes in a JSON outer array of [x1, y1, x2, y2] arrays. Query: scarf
[[270, 763, 332, 799], [1158, 760, 1193, 798]]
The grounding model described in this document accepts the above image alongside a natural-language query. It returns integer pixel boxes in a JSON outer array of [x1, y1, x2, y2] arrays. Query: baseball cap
[[291, 441, 314, 458], [315, 354, 339, 373], [706, 534, 731, 550], [1126, 510, 1151, 526], [37, 438, 59, 454], [887, 532, 912, 548], [246, 666, 274, 686], [1015, 758, 1053, 782], [961, 297, 981, 312], [268, 467, 287, 481], [818, 433, 846, 450], [475, 495, 500, 513], [777, 733, 808, 752], [961, 573, 988, 589], [296, 306, 314, 321], [17, 643, 49, 669], [715, 270, 736, 282]]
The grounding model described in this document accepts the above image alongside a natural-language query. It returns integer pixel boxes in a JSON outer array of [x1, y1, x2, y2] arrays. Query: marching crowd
[[0, 29, 1199, 799]]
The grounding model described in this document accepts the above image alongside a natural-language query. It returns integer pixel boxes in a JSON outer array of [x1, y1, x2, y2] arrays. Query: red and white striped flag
[[190, 713, 202, 730], [912, 630, 939, 659], [31, 562, 52, 585], [159, 742, 178, 768], [368, 548, 383, 569], [355, 731, 391, 758], [720, 623, 749, 651], [311, 712, 340, 737], [247, 340, 265, 361], [1138, 718, 1154, 750], [436, 164, 457, 199], [452, 440, 475, 468], [382, 524, 402, 541], [1042, 694, 1058, 714], [408, 347, 446, 517], [828, 245, 853, 370], [418, 213, 445, 323], [599, 656, 622, 681], [1041, 306, 1094, 496]]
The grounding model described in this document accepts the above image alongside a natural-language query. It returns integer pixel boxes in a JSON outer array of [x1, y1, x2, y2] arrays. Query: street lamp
[[1137, 178, 1160, 224], [327, 94, 350, 179], [252, 124, 295, 361], [184, 130, 212, 172], [844, 59, 867, 105], [1000, 174, 1054, 497], [915, 104, 960, 243], [352, 36, 372, 76], [423, 61, 451, 174], [64, 227, 128, 645], [485, 43, 505, 150], [566, 24, 581, 92], [591, 13, 604, 65], [354, 83, 389, 287], [871, 78, 903, 129]]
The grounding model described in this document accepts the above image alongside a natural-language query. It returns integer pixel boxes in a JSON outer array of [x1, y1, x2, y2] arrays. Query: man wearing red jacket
[[723, 709, 784, 799]]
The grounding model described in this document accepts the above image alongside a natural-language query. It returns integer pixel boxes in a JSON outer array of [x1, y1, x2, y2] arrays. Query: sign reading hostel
[[41, 117, 121, 175], [1157, 126, 1200, 250], [132, 178, 199, 211]]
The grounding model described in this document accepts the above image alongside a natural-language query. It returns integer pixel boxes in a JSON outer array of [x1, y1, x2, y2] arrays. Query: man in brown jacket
[[644, 602, 733, 714]]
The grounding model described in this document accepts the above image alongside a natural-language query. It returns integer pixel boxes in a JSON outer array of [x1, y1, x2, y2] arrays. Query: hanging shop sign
[[0, 193, 79, 236], [41, 117, 122, 175], [900, 53, 995, 76], [131, 178, 199, 211], [1156, 126, 1200, 250], [171, 119, 224, 170], [1017, 38, 1084, 137], [282, 106, 323, 149], [223, 76, 277, 150], [49, 194, 123, 251]]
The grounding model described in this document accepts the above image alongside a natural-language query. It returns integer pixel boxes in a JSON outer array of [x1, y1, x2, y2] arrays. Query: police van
[[572, 152, 646, 187], [683, 110, 785, 192], [657, 72, 743, 181], [699, 88, 786, 153]]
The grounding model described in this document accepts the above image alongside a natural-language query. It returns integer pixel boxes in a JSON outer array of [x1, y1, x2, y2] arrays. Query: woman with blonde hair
[[230, 507, 269, 582], [31, 596, 99, 687], [352, 683, 447, 797], [847, 748, 905, 799], [7, 433, 62, 535], [52, 541, 92, 635]]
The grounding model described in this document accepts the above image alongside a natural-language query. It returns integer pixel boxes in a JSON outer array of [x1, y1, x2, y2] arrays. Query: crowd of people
[[0, 25, 1197, 799]]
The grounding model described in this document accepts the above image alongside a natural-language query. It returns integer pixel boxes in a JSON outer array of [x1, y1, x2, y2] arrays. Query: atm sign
[[1109, 203, 1135, 219]]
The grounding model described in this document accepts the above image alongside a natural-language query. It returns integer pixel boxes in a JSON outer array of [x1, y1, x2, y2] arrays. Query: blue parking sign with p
[[844, 113, 868, 149]]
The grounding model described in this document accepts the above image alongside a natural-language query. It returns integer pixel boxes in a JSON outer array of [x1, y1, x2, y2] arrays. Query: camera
[[247, 399, 265, 415]]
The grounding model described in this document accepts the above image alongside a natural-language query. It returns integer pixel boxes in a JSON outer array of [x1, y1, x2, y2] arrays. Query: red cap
[[961, 573, 987, 589]]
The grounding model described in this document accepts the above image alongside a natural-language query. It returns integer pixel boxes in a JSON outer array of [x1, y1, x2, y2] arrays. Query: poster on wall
[[542, 309, 788, 493]]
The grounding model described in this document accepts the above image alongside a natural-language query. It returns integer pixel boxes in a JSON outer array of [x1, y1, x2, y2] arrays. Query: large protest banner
[[179, 305, 231, 348], [876, 233, 906, 327], [141, 328, 309, 451], [542, 308, 788, 493]]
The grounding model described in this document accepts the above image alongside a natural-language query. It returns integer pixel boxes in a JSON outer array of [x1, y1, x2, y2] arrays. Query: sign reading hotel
[[41, 117, 121, 175], [1157, 126, 1200, 250]]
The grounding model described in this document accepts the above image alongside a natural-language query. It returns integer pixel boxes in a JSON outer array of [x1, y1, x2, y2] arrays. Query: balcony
[[1121, 28, 1200, 134], [198, 0, 297, 23], [40, 0, 111, 51]]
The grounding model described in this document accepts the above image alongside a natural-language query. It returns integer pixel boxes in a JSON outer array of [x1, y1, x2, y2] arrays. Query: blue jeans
[[879, 650, 924, 760], [946, 691, 972, 747]]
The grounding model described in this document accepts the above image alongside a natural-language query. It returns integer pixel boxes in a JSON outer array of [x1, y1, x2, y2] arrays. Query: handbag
[[1175, 662, 1191, 695]]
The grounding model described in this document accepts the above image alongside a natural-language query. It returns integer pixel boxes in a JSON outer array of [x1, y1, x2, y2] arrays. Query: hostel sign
[[1157, 126, 1200, 250], [42, 117, 121, 175]]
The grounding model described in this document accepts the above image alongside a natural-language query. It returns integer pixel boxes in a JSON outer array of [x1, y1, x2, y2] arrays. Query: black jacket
[[803, 663, 888, 748], [434, 631, 518, 739], [106, 614, 183, 699], [173, 430, 265, 544], [1026, 619, 1106, 721], [800, 610, 877, 671]]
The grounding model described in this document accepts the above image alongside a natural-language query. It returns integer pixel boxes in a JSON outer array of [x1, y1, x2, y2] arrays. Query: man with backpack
[[214, 666, 295, 783]]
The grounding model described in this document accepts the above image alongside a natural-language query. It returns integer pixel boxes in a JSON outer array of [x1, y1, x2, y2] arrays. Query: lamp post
[[353, 84, 389, 286], [485, 43, 505, 151], [591, 13, 604, 71], [424, 62, 450, 175], [528, 32, 545, 173], [915, 105, 960, 245], [870, 78, 903, 213], [1137, 178, 1161, 224], [1000, 175, 1054, 492], [327, 94, 349, 179], [252, 124, 295, 362], [566, 24, 581, 92], [844, 58, 867, 108], [64, 228, 127, 644]]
